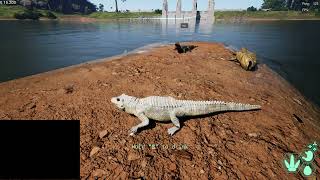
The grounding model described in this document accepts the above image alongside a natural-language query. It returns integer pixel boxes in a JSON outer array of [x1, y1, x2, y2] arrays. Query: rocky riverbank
[[0, 42, 319, 179]]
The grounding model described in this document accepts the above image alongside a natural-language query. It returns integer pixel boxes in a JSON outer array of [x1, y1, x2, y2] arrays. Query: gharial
[[111, 94, 261, 136]]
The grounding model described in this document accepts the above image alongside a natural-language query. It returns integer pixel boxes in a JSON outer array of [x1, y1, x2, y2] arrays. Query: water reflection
[[160, 16, 214, 35]]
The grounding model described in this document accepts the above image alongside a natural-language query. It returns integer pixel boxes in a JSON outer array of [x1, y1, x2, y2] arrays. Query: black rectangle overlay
[[0, 120, 80, 179]]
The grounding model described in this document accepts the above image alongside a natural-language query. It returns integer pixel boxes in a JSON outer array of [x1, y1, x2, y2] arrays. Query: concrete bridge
[[162, 0, 215, 20]]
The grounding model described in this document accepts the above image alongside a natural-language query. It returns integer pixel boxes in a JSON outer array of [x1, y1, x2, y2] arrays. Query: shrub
[[154, 9, 162, 14], [247, 6, 257, 12], [14, 10, 40, 20], [45, 11, 57, 19]]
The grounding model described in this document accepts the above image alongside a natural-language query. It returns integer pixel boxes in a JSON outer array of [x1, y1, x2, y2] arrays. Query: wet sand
[[0, 42, 319, 179]]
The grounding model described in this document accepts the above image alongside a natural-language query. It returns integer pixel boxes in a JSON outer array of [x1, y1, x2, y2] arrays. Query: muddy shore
[[0, 42, 319, 179]]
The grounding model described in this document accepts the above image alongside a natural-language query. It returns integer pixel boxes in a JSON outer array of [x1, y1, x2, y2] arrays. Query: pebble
[[99, 130, 108, 139], [92, 169, 106, 177], [217, 160, 223, 166], [169, 163, 177, 171], [141, 159, 147, 168], [200, 169, 205, 174], [90, 146, 101, 157], [293, 98, 302, 105], [120, 139, 126, 145], [248, 133, 258, 138], [255, 73, 262, 78]]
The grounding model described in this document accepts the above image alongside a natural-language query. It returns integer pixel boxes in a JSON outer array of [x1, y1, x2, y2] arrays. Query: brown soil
[[0, 42, 320, 179]]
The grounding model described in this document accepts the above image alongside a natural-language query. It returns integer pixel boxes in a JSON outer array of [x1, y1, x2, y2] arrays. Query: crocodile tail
[[224, 102, 261, 111]]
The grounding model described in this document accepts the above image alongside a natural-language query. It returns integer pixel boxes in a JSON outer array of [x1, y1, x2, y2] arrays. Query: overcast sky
[[89, 0, 264, 11]]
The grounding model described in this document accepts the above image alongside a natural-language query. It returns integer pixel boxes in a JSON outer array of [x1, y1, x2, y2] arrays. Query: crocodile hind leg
[[168, 111, 181, 136], [129, 112, 150, 136]]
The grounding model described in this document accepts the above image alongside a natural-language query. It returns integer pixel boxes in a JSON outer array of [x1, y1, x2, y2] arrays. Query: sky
[[90, 0, 264, 11]]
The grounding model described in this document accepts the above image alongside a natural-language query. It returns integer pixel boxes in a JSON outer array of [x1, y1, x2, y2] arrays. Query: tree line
[[261, 0, 319, 11]]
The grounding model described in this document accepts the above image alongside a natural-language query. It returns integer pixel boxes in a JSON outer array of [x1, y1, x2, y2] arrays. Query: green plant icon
[[284, 154, 300, 173], [307, 141, 318, 152]]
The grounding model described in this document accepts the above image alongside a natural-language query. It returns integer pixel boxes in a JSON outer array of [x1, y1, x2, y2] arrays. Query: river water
[[0, 20, 319, 106]]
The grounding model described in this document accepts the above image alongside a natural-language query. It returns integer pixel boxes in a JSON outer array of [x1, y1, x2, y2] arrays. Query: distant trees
[[154, 9, 162, 14], [113, 0, 126, 12], [46, 0, 97, 14], [247, 6, 257, 11], [261, 0, 319, 11], [262, 0, 287, 10], [98, 3, 104, 12]]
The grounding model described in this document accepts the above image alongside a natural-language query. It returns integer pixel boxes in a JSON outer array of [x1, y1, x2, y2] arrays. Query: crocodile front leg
[[168, 111, 181, 136], [130, 112, 150, 136]]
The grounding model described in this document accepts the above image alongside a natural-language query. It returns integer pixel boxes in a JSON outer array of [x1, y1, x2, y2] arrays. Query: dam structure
[[162, 0, 215, 21]]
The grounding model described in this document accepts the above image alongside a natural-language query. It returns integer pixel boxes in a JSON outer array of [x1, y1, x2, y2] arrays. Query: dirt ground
[[0, 42, 320, 179]]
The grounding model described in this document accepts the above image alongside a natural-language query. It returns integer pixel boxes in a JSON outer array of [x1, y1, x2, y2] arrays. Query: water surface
[[0, 20, 319, 106]]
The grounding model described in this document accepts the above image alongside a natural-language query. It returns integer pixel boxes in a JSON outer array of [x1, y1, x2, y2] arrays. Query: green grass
[[215, 11, 320, 20], [89, 12, 161, 19], [0, 5, 61, 19], [0, 5, 26, 18]]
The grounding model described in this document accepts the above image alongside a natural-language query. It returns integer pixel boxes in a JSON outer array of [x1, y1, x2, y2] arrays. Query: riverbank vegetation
[[0, 4, 161, 20], [89, 11, 161, 19], [1, 0, 320, 21], [216, 0, 320, 20], [13, 9, 57, 20], [0, 0, 96, 19], [0, 5, 25, 18], [215, 11, 320, 20], [0, 5, 59, 20]]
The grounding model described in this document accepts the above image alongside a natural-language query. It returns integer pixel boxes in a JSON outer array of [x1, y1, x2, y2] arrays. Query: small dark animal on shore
[[174, 42, 197, 53]]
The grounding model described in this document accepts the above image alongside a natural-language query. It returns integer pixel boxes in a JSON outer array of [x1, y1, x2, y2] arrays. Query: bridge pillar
[[208, 0, 215, 18], [162, 0, 168, 18], [176, 0, 182, 18], [192, 0, 197, 16]]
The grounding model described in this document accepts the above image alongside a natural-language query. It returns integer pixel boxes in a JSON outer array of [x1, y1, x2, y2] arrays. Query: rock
[[64, 85, 74, 94], [200, 169, 205, 174], [99, 130, 109, 139], [141, 159, 147, 168], [169, 163, 177, 171], [248, 133, 258, 138], [90, 146, 100, 157], [255, 73, 262, 78], [81, 154, 87, 161], [92, 169, 106, 178], [217, 160, 223, 166], [120, 139, 126, 145], [293, 98, 302, 105]]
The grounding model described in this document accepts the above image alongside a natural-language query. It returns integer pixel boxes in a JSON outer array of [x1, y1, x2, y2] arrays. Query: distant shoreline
[[2, 9, 320, 21], [2, 17, 320, 22], [215, 10, 320, 21]]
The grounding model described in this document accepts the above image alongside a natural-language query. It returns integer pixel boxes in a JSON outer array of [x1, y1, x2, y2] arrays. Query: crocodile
[[111, 94, 261, 136], [174, 42, 197, 54], [230, 48, 257, 71]]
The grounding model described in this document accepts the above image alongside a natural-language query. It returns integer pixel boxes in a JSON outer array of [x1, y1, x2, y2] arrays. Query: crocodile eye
[[116, 98, 120, 101]]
